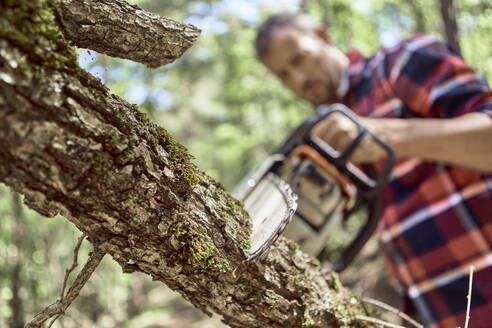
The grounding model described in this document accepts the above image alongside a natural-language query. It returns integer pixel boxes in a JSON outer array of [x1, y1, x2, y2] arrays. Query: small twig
[[363, 297, 423, 328], [25, 244, 106, 328], [464, 265, 475, 328], [355, 315, 406, 328], [60, 234, 86, 300], [46, 314, 61, 328]]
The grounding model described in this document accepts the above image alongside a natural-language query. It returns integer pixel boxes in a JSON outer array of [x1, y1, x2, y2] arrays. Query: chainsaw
[[233, 103, 395, 272]]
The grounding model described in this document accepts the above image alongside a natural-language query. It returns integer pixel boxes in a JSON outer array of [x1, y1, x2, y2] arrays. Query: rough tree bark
[[56, 0, 200, 68], [438, 0, 461, 55], [0, 1, 377, 327]]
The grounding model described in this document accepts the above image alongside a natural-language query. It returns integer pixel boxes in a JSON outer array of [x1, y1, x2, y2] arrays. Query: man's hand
[[311, 112, 388, 163]]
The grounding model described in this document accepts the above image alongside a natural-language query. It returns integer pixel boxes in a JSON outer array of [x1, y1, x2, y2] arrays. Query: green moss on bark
[[0, 0, 77, 70], [0, 0, 109, 108], [169, 221, 234, 273]]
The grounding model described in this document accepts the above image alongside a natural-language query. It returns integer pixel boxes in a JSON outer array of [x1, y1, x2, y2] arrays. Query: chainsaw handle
[[273, 103, 395, 272], [307, 104, 395, 197]]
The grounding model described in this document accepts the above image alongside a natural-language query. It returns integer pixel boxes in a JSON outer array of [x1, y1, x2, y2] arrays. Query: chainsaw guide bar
[[245, 173, 298, 262]]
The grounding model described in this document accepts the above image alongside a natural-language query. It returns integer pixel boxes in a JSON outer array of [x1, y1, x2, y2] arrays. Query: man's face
[[261, 26, 346, 105]]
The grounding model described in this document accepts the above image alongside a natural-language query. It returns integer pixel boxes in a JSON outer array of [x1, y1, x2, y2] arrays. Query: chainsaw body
[[234, 104, 395, 271]]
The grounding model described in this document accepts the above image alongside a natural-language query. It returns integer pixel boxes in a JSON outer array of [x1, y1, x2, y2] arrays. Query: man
[[256, 13, 492, 328]]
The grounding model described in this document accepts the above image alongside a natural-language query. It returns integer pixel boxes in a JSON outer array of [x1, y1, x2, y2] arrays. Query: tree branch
[[25, 245, 106, 328], [55, 0, 201, 67], [0, 1, 379, 327]]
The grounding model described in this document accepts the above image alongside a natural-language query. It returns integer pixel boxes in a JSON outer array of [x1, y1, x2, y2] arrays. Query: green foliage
[[460, 0, 492, 80]]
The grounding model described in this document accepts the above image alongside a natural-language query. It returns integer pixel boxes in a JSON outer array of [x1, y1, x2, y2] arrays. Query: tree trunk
[[408, 0, 427, 33], [9, 189, 26, 328], [0, 1, 376, 327], [438, 0, 461, 55], [9, 264, 24, 328]]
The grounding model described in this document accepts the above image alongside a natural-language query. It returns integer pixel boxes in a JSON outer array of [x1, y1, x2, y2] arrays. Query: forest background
[[1, 0, 491, 327]]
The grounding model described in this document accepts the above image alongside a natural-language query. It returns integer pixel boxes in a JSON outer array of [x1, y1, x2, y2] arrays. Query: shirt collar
[[336, 49, 365, 100]]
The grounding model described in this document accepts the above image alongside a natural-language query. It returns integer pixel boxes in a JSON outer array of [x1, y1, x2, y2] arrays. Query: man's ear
[[315, 26, 331, 44]]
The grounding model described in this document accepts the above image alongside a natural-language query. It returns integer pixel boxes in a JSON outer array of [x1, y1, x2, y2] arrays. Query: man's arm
[[361, 112, 492, 173], [314, 111, 492, 172]]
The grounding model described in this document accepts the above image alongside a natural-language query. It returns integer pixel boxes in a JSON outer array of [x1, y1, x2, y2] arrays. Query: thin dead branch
[[363, 297, 423, 328], [60, 234, 86, 300], [355, 315, 406, 328], [25, 240, 106, 328], [464, 265, 475, 328]]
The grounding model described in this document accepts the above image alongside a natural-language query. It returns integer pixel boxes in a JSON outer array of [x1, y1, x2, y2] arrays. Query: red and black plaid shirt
[[342, 34, 492, 327]]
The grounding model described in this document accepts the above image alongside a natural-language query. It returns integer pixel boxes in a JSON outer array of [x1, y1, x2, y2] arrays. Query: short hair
[[255, 13, 316, 59]]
